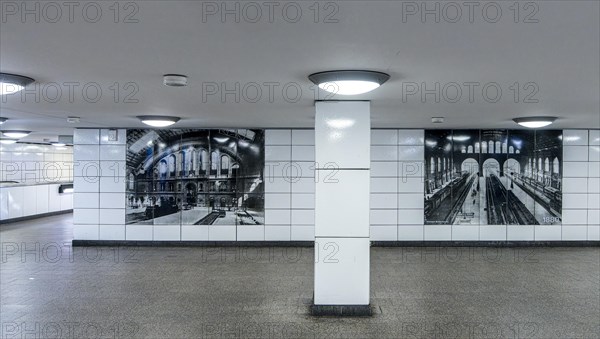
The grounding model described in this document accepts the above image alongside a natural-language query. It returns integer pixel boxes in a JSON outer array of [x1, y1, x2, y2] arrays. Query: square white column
[[314, 101, 371, 308]]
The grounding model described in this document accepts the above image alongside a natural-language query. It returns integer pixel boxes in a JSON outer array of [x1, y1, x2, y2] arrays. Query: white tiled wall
[[73, 128, 600, 242]]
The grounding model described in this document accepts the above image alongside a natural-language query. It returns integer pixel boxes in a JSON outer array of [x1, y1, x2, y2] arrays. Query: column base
[[310, 304, 373, 317]]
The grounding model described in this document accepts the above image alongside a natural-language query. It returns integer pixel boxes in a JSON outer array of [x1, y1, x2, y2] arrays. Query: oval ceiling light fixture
[[513, 116, 557, 128], [0, 73, 35, 95], [1, 130, 31, 138], [0, 138, 17, 145], [137, 115, 180, 128], [163, 74, 188, 87], [308, 70, 390, 96], [51, 142, 66, 147], [0, 117, 7, 124]]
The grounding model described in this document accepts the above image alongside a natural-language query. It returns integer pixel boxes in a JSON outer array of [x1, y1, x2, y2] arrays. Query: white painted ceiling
[[1, 1, 599, 142]]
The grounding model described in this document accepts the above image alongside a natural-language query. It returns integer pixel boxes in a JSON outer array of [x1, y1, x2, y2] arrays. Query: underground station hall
[[0, 1, 599, 338]]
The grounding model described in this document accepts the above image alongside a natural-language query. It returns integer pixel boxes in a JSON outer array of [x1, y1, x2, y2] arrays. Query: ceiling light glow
[[0, 118, 7, 124], [0, 73, 35, 95], [1, 130, 31, 138], [326, 118, 355, 129], [309, 70, 390, 96], [513, 117, 557, 128], [137, 116, 180, 128], [0, 138, 17, 144]]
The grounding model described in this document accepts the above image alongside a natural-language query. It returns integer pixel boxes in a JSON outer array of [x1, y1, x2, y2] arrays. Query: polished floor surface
[[1, 214, 599, 338]]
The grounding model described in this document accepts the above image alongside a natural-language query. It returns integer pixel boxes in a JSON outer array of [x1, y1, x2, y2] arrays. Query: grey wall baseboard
[[72, 240, 600, 247], [0, 210, 73, 225]]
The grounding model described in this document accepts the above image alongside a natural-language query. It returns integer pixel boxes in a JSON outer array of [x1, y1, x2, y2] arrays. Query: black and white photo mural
[[126, 129, 265, 228], [424, 129, 562, 226]]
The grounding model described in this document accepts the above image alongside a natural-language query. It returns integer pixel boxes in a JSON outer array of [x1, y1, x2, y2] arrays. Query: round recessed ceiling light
[[513, 117, 557, 128], [51, 142, 66, 147], [137, 115, 180, 127], [0, 73, 35, 95], [1, 130, 31, 138], [309, 70, 390, 96], [163, 74, 188, 87], [0, 138, 17, 145]]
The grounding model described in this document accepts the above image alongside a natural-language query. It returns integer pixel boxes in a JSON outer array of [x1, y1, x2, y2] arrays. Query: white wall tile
[[371, 146, 397, 161], [397, 209, 424, 225], [316, 170, 369, 237], [562, 194, 588, 209], [265, 130, 291, 145], [588, 194, 600, 209], [398, 130, 424, 145], [99, 209, 125, 225], [314, 237, 369, 305], [535, 226, 561, 241], [588, 209, 600, 225], [264, 177, 291, 193], [292, 162, 316, 178], [480, 226, 506, 241], [265, 209, 291, 225], [562, 178, 588, 193], [588, 226, 600, 241], [291, 194, 315, 209], [370, 210, 397, 225], [99, 177, 126, 193], [35, 184, 49, 214], [60, 193, 73, 210], [126, 225, 153, 241], [398, 146, 424, 161], [264, 226, 290, 241], [370, 193, 397, 209], [562, 130, 588, 146], [74, 145, 100, 161], [452, 226, 479, 241], [265, 162, 291, 178], [588, 178, 600, 193], [209, 225, 236, 241], [399, 162, 424, 178], [397, 225, 423, 241], [589, 130, 600, 145], [562, 226, 587, 241], [291, 130, 315, 145], [99, 161, 126, 178], [291, 177, 315, 193], [73, 209, 99, 224], [563, 162, 588, 177], [562, 209, 588, 225], [370, 162, 397, 177], [73, 224, 99, 240], [507, 226, 534, 241], [73, 193, 99, 209], [237, 226, 265, 241], [291, 210, 315, 225], [265, 146, 291, 161], [153, 225, 181, 241], [265, 193, 290, 209], [73, 161, 101, 178], [424, 225, 451, 241], [398, 194, 424, 209], [291, 146, 315, 161], [315, 101, 370, 169], [22, 186, 37, 216], [370, 226, 397, 241], [563, 146, 588, 162], [589, 162, 600, 177], [291, 225, 314, 241], [371, 178, 397, 193], [99, 193, 126, 209], [398, 178, 424, 193], [371, 130, 397, 145], [99, 225, 125, 240], [181, 226, 209, 241], [74, 129, 100, 145], [99, 145, 126, 161], [589, 146, 600, 162], [74, 176, 99, 193], [100, 129, 126, 145]]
